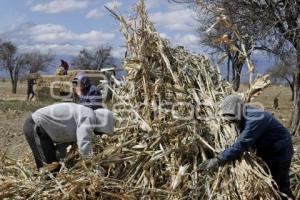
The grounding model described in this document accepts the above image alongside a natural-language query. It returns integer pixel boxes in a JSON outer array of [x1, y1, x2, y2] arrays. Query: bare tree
[[172, 0, 272, 91], [24, 52, 53, 73], [94, 46, 113, 70], [214, 0, 300, 134], [74, 46, 114, 70], [171, 0, 300, 134], [198, 21, 252, 91], [267, 59, 295, 100], [0, 41, 27, 94], [73, 49, 92, 70]]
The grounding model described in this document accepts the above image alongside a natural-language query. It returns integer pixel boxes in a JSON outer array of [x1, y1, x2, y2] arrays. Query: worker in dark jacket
[[72, 73, 102, 110], [27, 79, 36, 101], [202, 95, 294, 199], [60, 59, 69, 75]]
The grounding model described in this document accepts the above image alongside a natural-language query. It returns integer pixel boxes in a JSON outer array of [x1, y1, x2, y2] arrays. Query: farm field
[[0, 82, 299, 159]]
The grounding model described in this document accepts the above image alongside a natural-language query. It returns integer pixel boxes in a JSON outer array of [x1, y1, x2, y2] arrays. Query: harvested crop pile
[[0, 1, 298, 199], [290, 153, 300, 199]]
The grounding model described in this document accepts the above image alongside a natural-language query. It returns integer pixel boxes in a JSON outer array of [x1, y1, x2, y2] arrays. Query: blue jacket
[[79, 84, 102, 110], [74, 73, 102, 110], [219, 107, 294, 163]]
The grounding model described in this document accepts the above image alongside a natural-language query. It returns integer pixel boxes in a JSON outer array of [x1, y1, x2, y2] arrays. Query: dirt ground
[[243, 84, 294, 128], [0, 81, 299, 159], [0, 82, 50, 159]]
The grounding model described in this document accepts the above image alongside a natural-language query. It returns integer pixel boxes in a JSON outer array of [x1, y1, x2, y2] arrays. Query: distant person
[[60, 59, 69, 75], [72, 73, 102, 110], [273, 92, 281, 110], [23, 103, 114, 171], [273, 97, 279, 110], [27, 79, 36, 101]]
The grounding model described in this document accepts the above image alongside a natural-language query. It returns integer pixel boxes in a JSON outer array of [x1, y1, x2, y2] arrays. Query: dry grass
[[0, 1, 299, 199]]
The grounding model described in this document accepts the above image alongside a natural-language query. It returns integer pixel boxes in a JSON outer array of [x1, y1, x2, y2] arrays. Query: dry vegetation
[[0, 1, 299, 199]]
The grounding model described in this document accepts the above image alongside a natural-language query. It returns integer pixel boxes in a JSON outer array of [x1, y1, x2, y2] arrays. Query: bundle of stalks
[[0, 1, 296, 199], [291, 152, 300, 199]]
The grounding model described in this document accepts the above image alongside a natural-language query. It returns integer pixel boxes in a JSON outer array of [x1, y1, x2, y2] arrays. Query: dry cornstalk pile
[[290, 153, 300, 199], [0, 1, 299, 199]]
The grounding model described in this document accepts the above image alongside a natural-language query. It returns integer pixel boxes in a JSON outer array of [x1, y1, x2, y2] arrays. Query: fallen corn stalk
[[0, 1, 298, 199]]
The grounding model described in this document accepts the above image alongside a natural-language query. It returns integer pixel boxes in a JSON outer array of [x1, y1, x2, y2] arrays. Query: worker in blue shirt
[[202, 95, 294, 199], [72, 73, 102, 110]]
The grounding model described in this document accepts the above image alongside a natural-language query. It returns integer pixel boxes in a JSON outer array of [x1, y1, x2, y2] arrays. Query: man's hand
[[75, 87, 82, 96], [200, 157, 221, 173]]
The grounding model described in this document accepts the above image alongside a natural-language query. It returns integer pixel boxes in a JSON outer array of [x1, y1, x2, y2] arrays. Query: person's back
[[238, 107, 293, 162], [211, 95, 295, 199], [79, 84, 102, 109], [24, 103, 114, 170], [31, 103, 95, 144], [73, 73, 102, 110], [60, 59, 69, 75]]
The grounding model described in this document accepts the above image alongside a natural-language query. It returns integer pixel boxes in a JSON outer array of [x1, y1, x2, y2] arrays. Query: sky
[[0, 0, 200, 59], [0, 0, 275, 80]]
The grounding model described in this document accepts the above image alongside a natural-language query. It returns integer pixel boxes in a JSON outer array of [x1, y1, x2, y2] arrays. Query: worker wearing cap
[[73, 73, 102, 110], [23, 103, 114, 170], [201, 95, 294, 199]]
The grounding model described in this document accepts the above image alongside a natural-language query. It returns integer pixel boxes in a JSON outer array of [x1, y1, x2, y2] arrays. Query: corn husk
[[0, 1, 298, 199]]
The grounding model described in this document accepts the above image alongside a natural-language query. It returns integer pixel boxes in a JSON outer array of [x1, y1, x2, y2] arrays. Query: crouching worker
[[23, 103, 114, 171], [201, 95, 294, 200], [72, 73, 102, 110]]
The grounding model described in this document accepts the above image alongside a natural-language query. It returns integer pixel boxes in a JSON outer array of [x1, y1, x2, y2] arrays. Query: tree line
[[0, 40, 114, 94]]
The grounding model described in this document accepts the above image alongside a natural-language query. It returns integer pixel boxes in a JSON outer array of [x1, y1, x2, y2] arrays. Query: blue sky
[[0, 0, 199, 58], [0, 0, 276, 80]]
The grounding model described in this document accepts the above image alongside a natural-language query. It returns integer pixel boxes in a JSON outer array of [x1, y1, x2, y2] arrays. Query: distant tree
[[24, 52, 53, 73], [0, 41, 28, 93], [73, 49, 92, 70], [73, 45, 114, 70], [171, 0, 276, 91], [267, 59, 295, 100], [171, 0, 300, 135], [198, 21, 252, 91]]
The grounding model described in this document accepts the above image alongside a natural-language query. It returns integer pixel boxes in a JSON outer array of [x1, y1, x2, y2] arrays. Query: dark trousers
[[23, 115, 58, 169], [265, 159, 294, 200], [27, 89, 35, 100]]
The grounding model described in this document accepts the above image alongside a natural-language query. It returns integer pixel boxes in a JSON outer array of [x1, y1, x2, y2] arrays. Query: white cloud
[[85, 1, 122, 21], [1, 23, 116, 55], [159, 32, 169, 39], [28, 24, 115, 45], [172, 34, 199, 48], [19, 44, 89, 55], [25, 0, 34, 6], [104, 1, 123, 9], [86, 8, 105, 20], [150, 8, 197, 31], [78, 30, 115, 43], [31, 0, 93, 13], [145, 0, 160, 9], [111, 47, 126, 58]]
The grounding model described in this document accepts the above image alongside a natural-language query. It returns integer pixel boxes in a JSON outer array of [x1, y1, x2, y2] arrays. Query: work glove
[[200, 157, 222, 173]]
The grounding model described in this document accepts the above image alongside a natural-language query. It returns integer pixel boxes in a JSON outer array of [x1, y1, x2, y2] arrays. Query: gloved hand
[[200, 157, 222, 173]]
